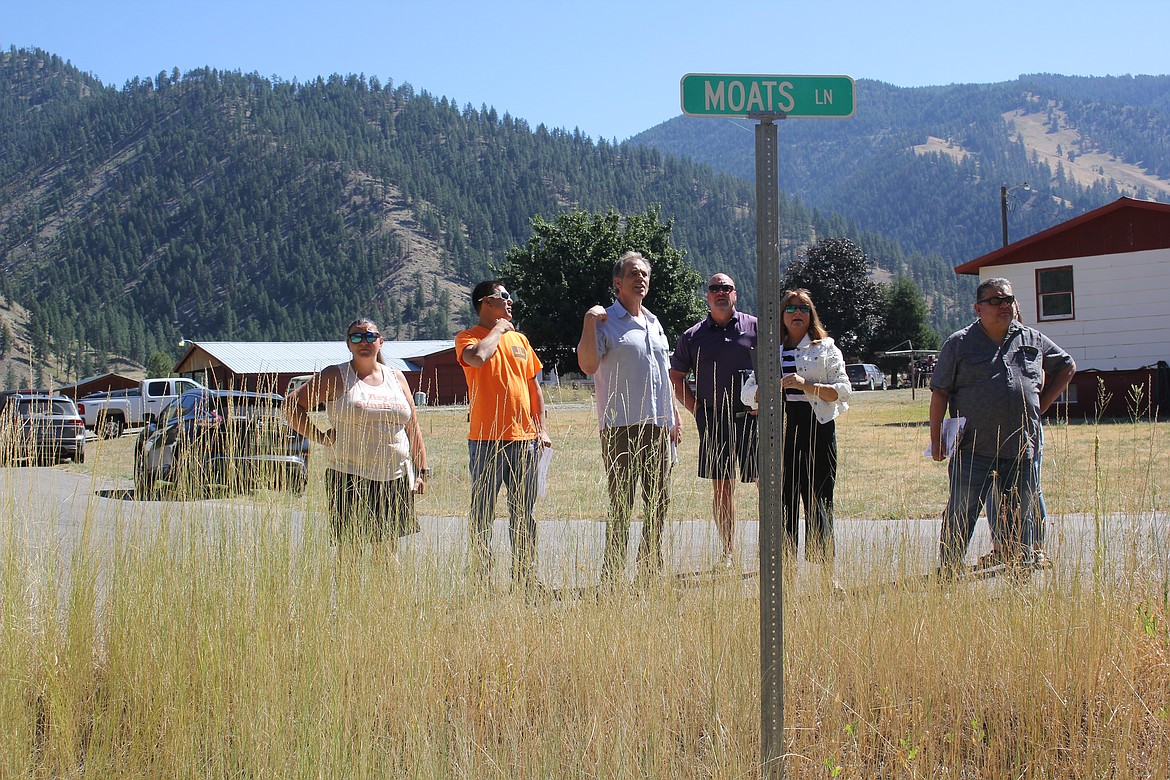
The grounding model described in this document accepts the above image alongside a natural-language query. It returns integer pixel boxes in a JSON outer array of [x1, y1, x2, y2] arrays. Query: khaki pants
[[600, 424, 671, 580]]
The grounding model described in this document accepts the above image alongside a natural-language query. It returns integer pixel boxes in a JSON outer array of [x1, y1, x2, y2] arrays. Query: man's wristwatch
[[417, 468, 431, 478]]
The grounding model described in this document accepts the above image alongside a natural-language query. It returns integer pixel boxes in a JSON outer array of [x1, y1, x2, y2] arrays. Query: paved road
[[1, 466, 1166, 593]]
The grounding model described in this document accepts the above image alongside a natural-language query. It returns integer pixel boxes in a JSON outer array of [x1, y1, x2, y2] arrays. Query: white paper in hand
[[537, 445, 553, 497], [925, 417, 965, 458]]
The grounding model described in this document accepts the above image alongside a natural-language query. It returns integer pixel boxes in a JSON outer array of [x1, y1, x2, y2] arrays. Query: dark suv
[[134, 388, 309, 498], [0, 391, 87, 465], [845, 363, 887, 391]]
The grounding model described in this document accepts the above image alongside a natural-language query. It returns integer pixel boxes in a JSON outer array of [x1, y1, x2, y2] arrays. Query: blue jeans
[[940, 450, 1037, 571], [1032, 427, 1048, 546], [986, 429, 1048, 548], [468, 440, 539, 582]]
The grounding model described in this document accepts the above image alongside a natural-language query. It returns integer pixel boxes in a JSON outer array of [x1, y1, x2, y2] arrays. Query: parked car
[[845, 363, 887, 391], [285, 374, 313, 397], [78, 377, 204, 439], [284, 374, 325, 410], [133, 388, 309, 498], [0, 391, 87, 465]]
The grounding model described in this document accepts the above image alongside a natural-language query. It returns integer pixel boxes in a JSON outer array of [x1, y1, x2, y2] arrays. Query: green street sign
[[680, 73, 855, 118]]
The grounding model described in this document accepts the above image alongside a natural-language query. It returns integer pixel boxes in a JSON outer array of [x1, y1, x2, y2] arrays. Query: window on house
[[1036, 266, 1074, 321]]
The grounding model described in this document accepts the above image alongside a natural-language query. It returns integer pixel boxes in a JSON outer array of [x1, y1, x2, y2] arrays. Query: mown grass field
[[5, 388, 1169, 778], [61, 385, 1170, 525]]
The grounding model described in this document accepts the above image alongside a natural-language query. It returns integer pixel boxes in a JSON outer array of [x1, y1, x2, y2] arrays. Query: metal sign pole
[[678, 72, 852, 779], [754, 114, 785, 779]]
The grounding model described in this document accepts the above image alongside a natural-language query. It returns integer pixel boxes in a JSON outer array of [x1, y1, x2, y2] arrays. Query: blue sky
[[4, 1, 1167, 141]]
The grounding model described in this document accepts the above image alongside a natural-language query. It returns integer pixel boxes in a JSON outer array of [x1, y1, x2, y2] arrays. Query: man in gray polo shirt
[[577, 251, 682, 583], [930, 277, 1075, 573]]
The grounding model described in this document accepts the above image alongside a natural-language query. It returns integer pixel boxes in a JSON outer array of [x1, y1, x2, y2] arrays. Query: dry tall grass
[[2, 389, 1168, 778]]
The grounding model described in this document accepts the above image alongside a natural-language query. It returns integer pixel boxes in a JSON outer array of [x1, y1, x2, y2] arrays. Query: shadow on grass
[[883, 417, 1160, 429], [95, 488, 137, 501]]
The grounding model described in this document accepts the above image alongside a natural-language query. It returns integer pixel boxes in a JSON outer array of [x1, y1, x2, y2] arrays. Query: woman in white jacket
[[744, 289, 851, 564], [778, 289, 850, 562]]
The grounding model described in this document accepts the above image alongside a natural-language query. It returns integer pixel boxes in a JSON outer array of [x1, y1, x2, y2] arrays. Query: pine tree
[[875, 276, 940, 381]]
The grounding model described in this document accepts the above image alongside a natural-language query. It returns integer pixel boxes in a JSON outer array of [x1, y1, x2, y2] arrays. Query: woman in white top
[[284, 318, 429, 548], [777, 289, 851, 564]]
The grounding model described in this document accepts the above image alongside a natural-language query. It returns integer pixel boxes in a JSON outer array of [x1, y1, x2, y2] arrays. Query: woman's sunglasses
[[348, 332, 381, 344], [784, 304, 812, 313]]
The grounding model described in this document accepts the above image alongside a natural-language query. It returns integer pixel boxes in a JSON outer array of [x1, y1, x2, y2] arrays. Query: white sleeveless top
[[322, 362, 412, 482]]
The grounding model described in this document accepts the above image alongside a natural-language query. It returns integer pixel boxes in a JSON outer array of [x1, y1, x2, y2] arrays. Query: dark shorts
[[325, 469, 420, 544], [695, 405, 758, 482]]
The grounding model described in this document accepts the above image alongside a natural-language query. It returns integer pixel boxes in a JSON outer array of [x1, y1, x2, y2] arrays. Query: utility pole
[[1000, 186, 1009, 247], [1000, 183, 1029, 247]]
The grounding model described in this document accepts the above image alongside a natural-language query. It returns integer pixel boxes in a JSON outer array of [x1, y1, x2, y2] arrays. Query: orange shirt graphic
[[455, 326, 543, 441]]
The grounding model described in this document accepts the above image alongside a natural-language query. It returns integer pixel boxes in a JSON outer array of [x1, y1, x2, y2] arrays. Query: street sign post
[[753, 115, 785, 780], [680, 73, 855, 118], [680, 72, 855, 779]]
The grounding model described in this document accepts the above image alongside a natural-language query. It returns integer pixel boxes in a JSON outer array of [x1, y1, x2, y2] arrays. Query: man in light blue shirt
[[578, 251, 682, 583]]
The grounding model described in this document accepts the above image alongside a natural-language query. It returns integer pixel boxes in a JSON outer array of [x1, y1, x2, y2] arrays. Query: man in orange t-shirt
[[456, 280, 551, 591]]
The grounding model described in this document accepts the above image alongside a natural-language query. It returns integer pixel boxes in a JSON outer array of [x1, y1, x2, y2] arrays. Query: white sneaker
[[720, 553, 735, 570]]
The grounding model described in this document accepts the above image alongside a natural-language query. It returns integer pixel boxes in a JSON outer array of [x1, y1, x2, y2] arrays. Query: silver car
[[0, 392, 87, 465], [133, 388, 308, 498]]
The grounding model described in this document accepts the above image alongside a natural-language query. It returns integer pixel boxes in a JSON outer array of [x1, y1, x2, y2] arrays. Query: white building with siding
[[955, 197, 1170, 417]]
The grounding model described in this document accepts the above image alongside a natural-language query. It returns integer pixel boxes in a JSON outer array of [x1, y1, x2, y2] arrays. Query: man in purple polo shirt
[[670, 273, 758, 568]]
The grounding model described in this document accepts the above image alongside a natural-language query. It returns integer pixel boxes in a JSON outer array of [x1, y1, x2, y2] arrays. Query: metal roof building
[[56, 372, 141, 400], [173, 340, 465, 404]]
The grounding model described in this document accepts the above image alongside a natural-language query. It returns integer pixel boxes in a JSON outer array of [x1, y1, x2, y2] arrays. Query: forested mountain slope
[[4, 48, 1165, 383], [3, 48, 787, 377], [632, 74, 1170, 280]]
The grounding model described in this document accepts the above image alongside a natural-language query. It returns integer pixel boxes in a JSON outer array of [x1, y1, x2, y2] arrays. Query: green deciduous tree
[[782, 237, 883, 358], [498, 206, 705, 373]]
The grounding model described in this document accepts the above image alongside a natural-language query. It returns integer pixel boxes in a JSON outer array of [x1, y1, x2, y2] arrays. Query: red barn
[[172, 340, 467, 405]]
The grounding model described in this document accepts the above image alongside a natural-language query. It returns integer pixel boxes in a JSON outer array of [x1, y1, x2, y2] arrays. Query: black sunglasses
[[708, 284, 735, 293], [784, 304, 812, 313], [348, 332, 381, 344], [977, 295, 1016, 307]]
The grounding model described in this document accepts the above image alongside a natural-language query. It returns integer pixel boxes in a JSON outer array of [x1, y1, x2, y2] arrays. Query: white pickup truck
[[77, 377, 204, 438]]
